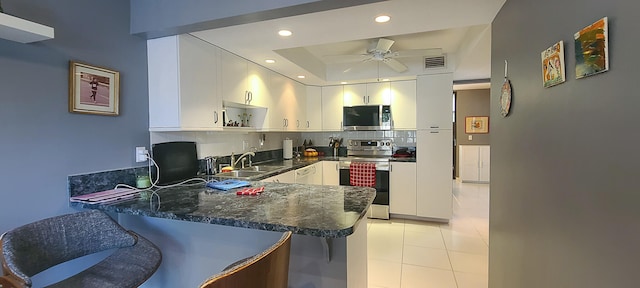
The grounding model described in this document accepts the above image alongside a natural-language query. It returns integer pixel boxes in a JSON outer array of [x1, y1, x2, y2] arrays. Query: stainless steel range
[[339, 139, 393, 219]]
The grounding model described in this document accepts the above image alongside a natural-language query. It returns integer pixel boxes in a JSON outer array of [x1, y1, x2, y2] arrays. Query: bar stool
[[0, 210, 162, 288], [199, 231, 292, 288]]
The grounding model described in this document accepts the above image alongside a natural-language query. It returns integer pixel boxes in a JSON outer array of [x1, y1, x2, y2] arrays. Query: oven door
[[339, 162, 389, 206]]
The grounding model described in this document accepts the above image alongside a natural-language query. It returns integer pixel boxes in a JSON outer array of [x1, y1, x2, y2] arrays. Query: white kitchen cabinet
[[322, 161, 340, 186], [321, 86, 344, 131], [219, 49, 249, 105], [305, 86, 323, 131], [416, 129, 453, 220], [459, 145, 490, 183], [268, 74, 306, 131], [416, 73, 453, 130], [295, 162, 323, 185], [389, 162, 417, 215], [390, 80, 417, 130], [219, 50, 270, 107], [147, 34, 222, 131], [261, 170, 296, 184], [343, 82, 391, 106]]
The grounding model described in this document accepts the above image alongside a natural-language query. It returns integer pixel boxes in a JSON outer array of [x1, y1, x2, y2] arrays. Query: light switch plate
[[468, 135, 473, 141]]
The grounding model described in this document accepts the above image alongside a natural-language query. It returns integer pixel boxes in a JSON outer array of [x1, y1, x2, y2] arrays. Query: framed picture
[[575, 17, 609, 79], [541, 41, 566, 88], [465, 116, 489, 134], [69, 61, 120, 116]]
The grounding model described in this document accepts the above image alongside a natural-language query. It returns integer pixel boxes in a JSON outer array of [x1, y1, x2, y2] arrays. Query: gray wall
[[455, 89, 490, 177], [490, 0, 640, 287], [0, 0, 148, 282]]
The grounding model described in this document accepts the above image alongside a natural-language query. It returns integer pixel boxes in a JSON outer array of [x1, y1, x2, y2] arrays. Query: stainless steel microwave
[[343, 105, 392, 131]]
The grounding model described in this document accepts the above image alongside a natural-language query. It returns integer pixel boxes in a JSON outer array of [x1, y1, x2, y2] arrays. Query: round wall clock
[[500, 78, 512, 117]]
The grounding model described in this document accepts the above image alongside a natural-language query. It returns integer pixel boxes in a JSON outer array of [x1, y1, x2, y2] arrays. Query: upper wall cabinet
[[219, 49, 270, 107], [390, 80, 417, 130], [267, 73, 306, 131], [321, 85, 344, 131], [305, 86, 323, 131], [147, 34, 222, 131], [416, 73, 453, 130], [343, 82, 391, 106]]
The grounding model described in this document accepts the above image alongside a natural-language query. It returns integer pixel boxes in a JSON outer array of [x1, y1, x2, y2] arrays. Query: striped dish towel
[[349, 162, 376, 187]]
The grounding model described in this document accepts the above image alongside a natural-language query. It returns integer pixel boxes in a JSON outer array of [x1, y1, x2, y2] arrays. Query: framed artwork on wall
[[69, 61, 120, 116], [541, 41, 566, 88], [465, 116, 489, 134], [575, 17, 609, 79]]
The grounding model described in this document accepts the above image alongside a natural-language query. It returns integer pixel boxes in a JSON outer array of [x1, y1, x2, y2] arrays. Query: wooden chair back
[[199, 231, 292, 288]]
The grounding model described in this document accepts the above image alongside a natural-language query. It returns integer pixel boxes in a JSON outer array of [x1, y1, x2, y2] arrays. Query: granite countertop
[[70, 181, 375, 238]]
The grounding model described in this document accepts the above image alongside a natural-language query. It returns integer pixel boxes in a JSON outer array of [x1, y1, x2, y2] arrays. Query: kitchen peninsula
[[70, 179, 374, 288]]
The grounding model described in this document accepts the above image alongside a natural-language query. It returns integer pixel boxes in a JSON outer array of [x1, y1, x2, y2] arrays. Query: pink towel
[[350, 162, 376, 187]]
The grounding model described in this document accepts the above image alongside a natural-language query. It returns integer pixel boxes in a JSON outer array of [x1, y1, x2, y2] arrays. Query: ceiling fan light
[[278, 30, 292, 37], [375, 15, 390, 23]]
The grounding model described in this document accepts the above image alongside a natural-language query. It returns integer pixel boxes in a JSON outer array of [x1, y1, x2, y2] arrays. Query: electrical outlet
[[135, 147, 147, 162]]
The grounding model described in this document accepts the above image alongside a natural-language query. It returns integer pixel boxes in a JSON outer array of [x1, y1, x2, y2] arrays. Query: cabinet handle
[[307, 121, 310, 128], [430, 131, 439, 134], [283, 118, 287, 127], [335, 163, 338, 171], [248, 91, 253, 103], [430, 126, 439, 129], [214, 111, 218, 124], [390, 164, 393, 172], [245, 91, 249, 103], [367, 96, 370, 103], [297, 120, 300, 128], [363, 96, 366, 104]]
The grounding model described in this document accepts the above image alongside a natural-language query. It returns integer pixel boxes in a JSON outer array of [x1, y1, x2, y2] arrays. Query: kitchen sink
[[215, 170, 264, 179], [242, 165, 286, 172]]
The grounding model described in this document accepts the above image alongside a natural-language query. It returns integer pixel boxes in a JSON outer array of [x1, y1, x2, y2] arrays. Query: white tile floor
[[367, 180, 489, 288]]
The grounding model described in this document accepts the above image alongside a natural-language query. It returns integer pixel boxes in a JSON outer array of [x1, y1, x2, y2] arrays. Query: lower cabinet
[[322, 161, 340, 186], [261, 170, 295, 184], [389, 162, 417, 215], [459, 145, 490, 183], [295, 162, 323, 185]]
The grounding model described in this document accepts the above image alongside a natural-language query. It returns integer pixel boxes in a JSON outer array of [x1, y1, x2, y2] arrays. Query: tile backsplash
[[150, 130, 417, 159]]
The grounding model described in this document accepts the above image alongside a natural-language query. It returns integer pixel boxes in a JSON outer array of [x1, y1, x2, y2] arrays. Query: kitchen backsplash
[[300, 131, 417, 149], [150, 130, 416, 159]]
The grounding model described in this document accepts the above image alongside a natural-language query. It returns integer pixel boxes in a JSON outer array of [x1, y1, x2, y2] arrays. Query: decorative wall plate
[[500, 78, 512, 117]]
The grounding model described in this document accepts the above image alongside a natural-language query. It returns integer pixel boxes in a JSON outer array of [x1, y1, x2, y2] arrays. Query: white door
[[366, 82, 391, 105], [305, 86, 323, 131], [416, 73, 453, 130], [459, 145, 480, 182], [416, 129, 453, 220], [390, 80, 416, 130], [219, 49, 248, 104], [389, 162, 417, 215], [343, 84, 366, 106], [479, 146, 491, 182], [322, 161, 340, 186], [321, 86, 344, 131]]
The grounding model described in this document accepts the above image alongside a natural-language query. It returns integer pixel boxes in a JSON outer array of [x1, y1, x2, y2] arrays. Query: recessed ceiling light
[[297, 75, 306, 79], [341, 82, 348, 84], [265, 59, 276, 64], [278, 30, 292, 37], [375, 15, 390, 23], [382, 78, 390, 81]]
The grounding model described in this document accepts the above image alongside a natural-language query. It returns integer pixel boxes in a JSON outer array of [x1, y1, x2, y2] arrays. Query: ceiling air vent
[[424, 55, 446, 69]]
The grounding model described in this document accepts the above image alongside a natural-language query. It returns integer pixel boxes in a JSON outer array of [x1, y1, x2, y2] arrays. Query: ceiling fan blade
[[383, 58, 408, 73], [391, 48, 443, 58], [322, 54, 370, 63], [375, 38, 395, 53], [343, 57, 374, 73]]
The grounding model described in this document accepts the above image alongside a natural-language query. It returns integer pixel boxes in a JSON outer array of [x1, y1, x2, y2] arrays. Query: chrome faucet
[[231, 152, 256, 169]]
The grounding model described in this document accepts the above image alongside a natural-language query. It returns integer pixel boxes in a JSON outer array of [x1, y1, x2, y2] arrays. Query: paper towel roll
[[283, 139, 293, 159]]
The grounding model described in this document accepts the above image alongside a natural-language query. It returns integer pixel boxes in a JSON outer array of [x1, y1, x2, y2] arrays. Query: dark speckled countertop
[[70, 181, 375, 238]]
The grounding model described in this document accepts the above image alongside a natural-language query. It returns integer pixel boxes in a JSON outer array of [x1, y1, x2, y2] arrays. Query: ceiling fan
[[323, 38, 442, 73]]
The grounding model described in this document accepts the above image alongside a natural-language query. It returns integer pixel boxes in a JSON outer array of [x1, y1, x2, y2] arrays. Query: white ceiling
[[192, 0, 505, 86]]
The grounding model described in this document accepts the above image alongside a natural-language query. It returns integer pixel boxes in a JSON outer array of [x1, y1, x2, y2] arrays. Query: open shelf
[[0, 13, 54, 43]]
